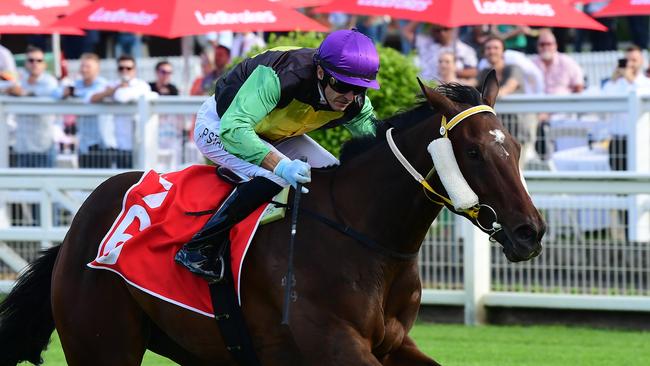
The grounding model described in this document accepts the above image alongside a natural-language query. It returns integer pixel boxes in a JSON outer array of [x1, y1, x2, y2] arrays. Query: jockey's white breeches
[[194, 97, 339, 187]]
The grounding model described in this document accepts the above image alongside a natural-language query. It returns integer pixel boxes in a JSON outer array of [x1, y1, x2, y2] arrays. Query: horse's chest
[[373, 271, 422, 354], [374, 317, 406, 356]]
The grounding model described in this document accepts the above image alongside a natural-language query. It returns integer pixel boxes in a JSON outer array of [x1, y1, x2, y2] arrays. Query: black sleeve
[[276, 70, 301, 108]]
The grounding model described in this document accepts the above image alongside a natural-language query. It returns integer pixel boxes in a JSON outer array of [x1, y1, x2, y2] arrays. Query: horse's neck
[[334, 115, 443, 257]]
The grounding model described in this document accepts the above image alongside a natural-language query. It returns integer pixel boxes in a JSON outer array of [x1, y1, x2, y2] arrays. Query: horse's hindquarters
[[52, 172, 153, 366]]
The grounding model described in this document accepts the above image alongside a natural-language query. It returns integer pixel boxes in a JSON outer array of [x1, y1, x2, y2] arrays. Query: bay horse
[[0, 71, 544, 366]]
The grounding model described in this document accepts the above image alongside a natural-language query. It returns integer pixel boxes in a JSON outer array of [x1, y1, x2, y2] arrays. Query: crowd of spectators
[[0, 14, 649, 171], [1, 47, 159, 169]]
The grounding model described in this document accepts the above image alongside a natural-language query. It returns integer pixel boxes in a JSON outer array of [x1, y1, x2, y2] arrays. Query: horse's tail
[[0, 245, 59, 366]]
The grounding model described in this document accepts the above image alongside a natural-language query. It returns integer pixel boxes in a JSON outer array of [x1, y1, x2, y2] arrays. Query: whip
[[281, 158, 306, 325]]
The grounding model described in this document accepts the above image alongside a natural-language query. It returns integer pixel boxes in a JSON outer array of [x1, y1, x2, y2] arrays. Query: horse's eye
[[467, 146, 481, 160]]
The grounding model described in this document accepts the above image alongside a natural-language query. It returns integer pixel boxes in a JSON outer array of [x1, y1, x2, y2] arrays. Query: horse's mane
[[338, 83, 483, 164], [435, 82, 483, 107]]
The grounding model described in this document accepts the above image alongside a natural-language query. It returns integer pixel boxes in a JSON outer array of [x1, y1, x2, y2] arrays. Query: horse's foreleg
[[380, 336, 441, 366], [284, 324, 383, 366]]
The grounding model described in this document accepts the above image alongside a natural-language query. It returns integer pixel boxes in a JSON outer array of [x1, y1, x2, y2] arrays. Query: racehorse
[[0, 71, 544, 366]]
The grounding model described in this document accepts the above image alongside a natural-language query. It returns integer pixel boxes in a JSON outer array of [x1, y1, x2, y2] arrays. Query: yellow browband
[[440, 105, 496, 138], [421, 105, 496, 219]]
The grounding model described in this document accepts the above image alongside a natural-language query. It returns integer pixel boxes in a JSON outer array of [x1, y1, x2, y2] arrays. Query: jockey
[[175, 29, 381, 281]]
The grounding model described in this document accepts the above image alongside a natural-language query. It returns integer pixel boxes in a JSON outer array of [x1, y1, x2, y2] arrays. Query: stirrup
[[174, 247, 226, 283], [195, 256, 225, 284], [211, 256, 226, 284]]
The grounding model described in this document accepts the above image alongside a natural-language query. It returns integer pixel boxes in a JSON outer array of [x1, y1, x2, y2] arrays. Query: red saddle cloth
[[88, 165, 267, 318]]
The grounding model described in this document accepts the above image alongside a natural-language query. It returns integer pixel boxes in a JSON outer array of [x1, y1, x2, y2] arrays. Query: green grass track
[[20, 323, 650, 365]]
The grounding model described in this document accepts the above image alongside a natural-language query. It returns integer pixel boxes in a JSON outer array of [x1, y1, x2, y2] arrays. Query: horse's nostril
[[514, 224, 536, 243]]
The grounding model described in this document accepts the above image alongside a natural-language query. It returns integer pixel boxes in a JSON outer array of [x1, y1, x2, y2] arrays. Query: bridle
[[386, 104, 503, 242]]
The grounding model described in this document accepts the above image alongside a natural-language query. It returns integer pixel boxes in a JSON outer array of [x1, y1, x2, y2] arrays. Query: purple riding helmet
[[315, 29, 380, 90]]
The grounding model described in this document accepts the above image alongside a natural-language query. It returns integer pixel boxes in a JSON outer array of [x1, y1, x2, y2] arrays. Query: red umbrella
[[0, 0, 85, 34], [16, 0, 90, 14], [569, 0, 603, 4], [314, 0, 607, 31], [54, 0, 328, 38], [270, 0, 333, 7], [592, 0, 650, 17], [0, 1, 88, 78]]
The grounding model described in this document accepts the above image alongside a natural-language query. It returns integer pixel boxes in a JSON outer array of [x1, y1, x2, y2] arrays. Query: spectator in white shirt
[[5, 46, 58, 167], [601, 46, 650, 171], [91, 55, 153, 169], [406, 23, 478, 83], [603, 45, 650, 93]]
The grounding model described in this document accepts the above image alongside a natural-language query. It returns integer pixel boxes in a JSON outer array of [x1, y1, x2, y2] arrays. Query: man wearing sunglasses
[[177, 29, 380, 281], [5, 46, 58, 167], [149, 60, 178, 96], [531, 29, 584, 95], [91, 55, 152, 169]]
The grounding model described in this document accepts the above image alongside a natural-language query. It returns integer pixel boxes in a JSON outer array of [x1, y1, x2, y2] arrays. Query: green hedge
[[253, 32, 421, 156]]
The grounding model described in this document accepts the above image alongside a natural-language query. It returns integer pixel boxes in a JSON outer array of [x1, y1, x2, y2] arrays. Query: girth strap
[[209, 245, 262, 366]]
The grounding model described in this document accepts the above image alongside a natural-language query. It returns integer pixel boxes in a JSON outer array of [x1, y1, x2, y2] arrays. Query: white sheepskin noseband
[[427, 138, 478, 210], [385, 104, 495, 213]]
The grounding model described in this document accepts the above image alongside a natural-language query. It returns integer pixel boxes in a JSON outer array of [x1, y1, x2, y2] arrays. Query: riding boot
[[175, 176, 283, 282]]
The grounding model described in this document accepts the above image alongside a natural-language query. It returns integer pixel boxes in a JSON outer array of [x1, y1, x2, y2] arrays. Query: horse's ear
[[481, 69, 500, 107], [417, 77, 456, 117]]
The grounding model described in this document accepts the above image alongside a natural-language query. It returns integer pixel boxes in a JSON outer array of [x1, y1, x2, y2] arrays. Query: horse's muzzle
[[496, 222, 545, 262]]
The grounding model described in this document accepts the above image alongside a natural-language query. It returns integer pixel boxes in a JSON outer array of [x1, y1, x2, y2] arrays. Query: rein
[[386, 104, 503, 241], [300, 207, 418, 261], [270, 201, 418, 261]]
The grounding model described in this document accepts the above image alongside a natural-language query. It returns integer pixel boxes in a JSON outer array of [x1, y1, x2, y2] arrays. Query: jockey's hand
[[274, 158, 311, 193]]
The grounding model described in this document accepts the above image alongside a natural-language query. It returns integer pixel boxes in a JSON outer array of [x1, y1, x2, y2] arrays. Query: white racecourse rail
[[1, 94, 650, 325]]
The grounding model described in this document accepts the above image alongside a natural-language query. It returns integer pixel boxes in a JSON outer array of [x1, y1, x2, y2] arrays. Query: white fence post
[[628, 92, 650, 241], [627, 91, 642, 171], [460, 217, 491, 325], [135, 96, 159, 170]]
